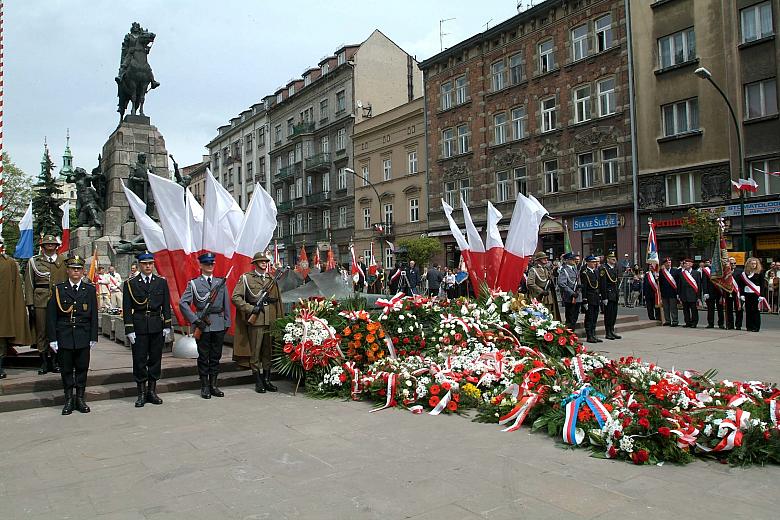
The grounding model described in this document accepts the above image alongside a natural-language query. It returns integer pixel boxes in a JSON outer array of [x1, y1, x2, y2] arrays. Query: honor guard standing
[[599, 253, 622, 340], [527, 251, 560, 320], [179, 252, 231, 399], [658, 258, 680, 327], [122, 251, 171, 407], [557, 253, 581, 331], [232, 252, 283, 394], [678, 258, 701, 328], [0, 237, 34, 379], [25, 235, 68, 375], [581, 255, 602, 343], [47, 256, 98, 415]]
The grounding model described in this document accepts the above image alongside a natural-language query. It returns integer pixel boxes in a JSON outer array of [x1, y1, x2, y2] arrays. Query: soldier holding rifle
[[179, 252, 231, 399]]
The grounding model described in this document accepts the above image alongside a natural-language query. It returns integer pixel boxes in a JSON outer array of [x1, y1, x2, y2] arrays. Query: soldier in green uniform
[[47, 256, 98, 415], [0, 237, 34, 379], [24, 235, 68, 375], [599, 252, 622, 340], [232, 252, 283, 394]]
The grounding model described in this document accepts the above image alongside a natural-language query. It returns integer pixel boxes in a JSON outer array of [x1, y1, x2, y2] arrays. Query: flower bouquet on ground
[[376, 294, 427, 358], [339, 309, 387, 367], [513, 300, 581, 357]]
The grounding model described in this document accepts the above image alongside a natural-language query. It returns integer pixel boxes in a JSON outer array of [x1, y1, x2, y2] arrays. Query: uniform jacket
[[0, 253, 34, 344], [658, 267, 680, 299], [24, 254, 68, 308], [122, 274, 172, 335], [231, 271, 283, 327], [700, 268, 721, 298], [678, 268, 701, 302], [557, 263, 582, 303], [179, 275, 231, 332], [599, 264, 620, 302], [46, 281, 98, 349], [527, 264, 554, 305], [580, 267, 601, 305]]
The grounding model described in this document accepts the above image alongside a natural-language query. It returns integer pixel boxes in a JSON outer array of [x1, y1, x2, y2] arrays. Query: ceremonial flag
[[312, 247, 321, 271], [495, 194, 546, 292], [485, 201, 504, 288], [386, 240, 395, 253], [58, 200, 70, 254], [202, 169, 244, 277], [731, 178, 758, 192], [273, 240, 280, 266], [295, 244, 310, 280], [646, 218, 659, 265], [442, 198, 476, 289], [563, 219, 572, 254], [754, 167, 780, 177], [368, 241, 378, 275], [710, 218, 734, 294], [13, 201, 34, 259], [325, 248, 336, 271], [87, 246, 99, 283], [186, 188, 204, 256], [460, 197, 486, 290], [350, 243, 364, 282]]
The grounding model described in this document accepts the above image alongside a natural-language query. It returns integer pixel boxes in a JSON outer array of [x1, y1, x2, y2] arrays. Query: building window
[[494, 112, 508, 145], [277, 220, 284, 238], [460, 178, 471, 205], [658, 28, 696, 69], [276, 92, 283, 104], [257, 127, 265, 147], [457, 124, 471, 153], [245, 133, 253, 151], [514, 166, 527, 197], [321, 62, 329, 75], [323, 209, 331, 229], [288, 184, 295, 201], [295, 178, 303, 198], [595, 14, 613, 52], [509, 53, 524, 84], [510, 107, 527, 139], [294, 142, 303, 163], [288, 84, 295, 96], [361, 165, 370, 186], [442, 128, 455, 158], [307, 212, 313, 232], [287, 118, 294, 138], [297, 213, 303, 233], [749, 159, 780, 196], [301, 106, 314, 123], [409, 198, 419, 222], [539, 39, 555, 73], [741, 2, 774, 43], [383, 158, 392, 181], [338, 167, 347, 190], [666, 172, 701, 206], [383, 203, 394, 225], [304, 74, 311, 87], [258, 157, 266, 179], [602, 147, 619, 184], [455, 75, 468, 104], [541, 97, 557, 133], [491, 60, 506, 91], [274, 125, 282, 144], [336, 128, 346, 151], [444, 181, 457, 207], [247, 160, 253, 181], [574, 85, 591, 123], [275, 156, 282, 175], [441, 81, 453, 110], [338, 206, 347, 228], [597, 78, 616, 116], [288, 150, 295, 168], [544, 160, 559, 193], [745, 79, 778, 119], [321, 135, 329, 153], [572, 24, 588, 61], [384, 247, 394, 270], [363, 207, 371, 229], [496, 171, 511, 202], [662, 98, 699, 137], [578, 152, 595, 189], [336, 90, 346, 113], [320, 99, 329, 121], [276, 187, 283, 203], [306, 176, 313, 195], [322, 172, 330, 192], [338, 51, 346, 66], [408, 151, 418, 174]]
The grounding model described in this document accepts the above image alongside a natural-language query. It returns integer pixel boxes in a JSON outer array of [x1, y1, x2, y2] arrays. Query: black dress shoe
[[670, 323, 678, 327], [662, 323, 670, 326], [254, 372, 266, 394], [38, 353, 48, 375], [611, 332, 622, 339], [718, 325, 725, 329], [263, 370, 278, 392]]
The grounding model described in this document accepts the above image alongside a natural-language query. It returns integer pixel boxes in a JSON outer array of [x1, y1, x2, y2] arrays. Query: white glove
[[704, 294, 709, 301], [89, 341, 97, 349], [740, 296, 745, 302], [163, 328, 171, 337], [127, 332, 136, 344], [49, 341, 58, 353], [602, 300, 608, 306]]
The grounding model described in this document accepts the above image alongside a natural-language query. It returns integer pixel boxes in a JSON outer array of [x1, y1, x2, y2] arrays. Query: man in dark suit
[[580, 255, 602, 343], [407, 260, 421, 295], [599, 252, 621, 340], [123, 251, 172, 407], [725, 257, 743, 330], [678, 258, 701, 328], [426, 264, 444, 297], [47, 256, 98, 415], [658, 257, 680, 327], [701, 260, 724, 329]]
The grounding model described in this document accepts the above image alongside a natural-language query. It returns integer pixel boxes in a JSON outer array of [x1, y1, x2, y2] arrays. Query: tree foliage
[[31, 148, 64, 237], [398, 236, 443, 267], [682, 207, 722, 254], [1, 153, 34, 253]]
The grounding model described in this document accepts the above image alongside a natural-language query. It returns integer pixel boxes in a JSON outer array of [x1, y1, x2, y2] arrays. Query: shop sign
[[720, 200, 780, 217], [729, 252, 746, 265], [756, 235, 780, 250], [654, 218, 688, 228], [573, 213, 618, 231]]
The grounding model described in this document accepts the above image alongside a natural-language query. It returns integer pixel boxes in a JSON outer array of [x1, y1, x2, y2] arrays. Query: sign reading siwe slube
[[573, 213, 619, 231]]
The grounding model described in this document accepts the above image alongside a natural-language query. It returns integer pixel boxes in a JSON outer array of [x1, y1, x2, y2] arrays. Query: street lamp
[[694, 66, 747, 253], [344, 167, 386, 293]]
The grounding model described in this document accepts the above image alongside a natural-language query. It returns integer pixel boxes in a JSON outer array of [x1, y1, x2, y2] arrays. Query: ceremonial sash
[[681, 270, 698, 292], [661, 268, 677, 290], [740, 272, 760, 295], [702, 267, 711, 279], [645, 272, 660, 306], [731, 277, 741, 310]]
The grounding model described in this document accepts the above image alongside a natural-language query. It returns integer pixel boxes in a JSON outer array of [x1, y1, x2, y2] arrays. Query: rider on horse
[[116, 22, 160, 89]]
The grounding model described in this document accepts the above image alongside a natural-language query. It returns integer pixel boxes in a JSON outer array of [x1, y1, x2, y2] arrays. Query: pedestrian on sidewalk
[[0, 237, 34, 379], [47, 256, 98, 415], [122, 251, 171, 407], [179, 252, 230, 399]]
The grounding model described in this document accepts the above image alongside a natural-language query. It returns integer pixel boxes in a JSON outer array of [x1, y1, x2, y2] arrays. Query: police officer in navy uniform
[[580, 255, 602, 343], [599, 252, 622, 340], [122, 251, 172, 407], [46, 256, 98, 415], [179, 252, 231, 399]]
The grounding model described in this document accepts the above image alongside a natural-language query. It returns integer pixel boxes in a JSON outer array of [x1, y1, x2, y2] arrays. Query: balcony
[[277, 164, 300, 180], [306, 191, 330, 205], [277, 201, 293, 212], [290, 121, 316, 139], [304, 152, 331, 172]]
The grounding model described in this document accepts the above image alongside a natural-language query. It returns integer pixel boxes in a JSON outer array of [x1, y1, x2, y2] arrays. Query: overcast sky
[[5, 0, 527, 178]]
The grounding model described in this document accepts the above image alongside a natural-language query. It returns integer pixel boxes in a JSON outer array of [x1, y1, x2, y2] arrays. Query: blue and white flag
[[14, 201, 34, 259]]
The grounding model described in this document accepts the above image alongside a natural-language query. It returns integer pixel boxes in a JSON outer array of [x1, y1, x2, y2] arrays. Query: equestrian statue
[[116, 22, 160, 122]]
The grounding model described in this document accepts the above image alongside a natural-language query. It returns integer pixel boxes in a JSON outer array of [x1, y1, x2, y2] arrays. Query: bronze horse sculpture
[[117, 26, 159, 122]]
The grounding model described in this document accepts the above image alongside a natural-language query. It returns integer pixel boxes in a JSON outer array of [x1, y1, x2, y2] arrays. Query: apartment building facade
[[352, 98, 426, 270], [420, 0, 634, 267]]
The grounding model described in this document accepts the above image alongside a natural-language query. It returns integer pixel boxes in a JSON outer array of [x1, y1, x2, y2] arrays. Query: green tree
[[1, 153, 34, 253], [682, 207, 722, 257], [397, 236, 443, 267], [32, 146, 64, 237]]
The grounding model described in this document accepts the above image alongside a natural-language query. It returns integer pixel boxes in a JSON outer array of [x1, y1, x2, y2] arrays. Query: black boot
[[610, 328, 622, 339], [605, 328, 616, 340], [209, 374, 224, 397], [38, 353, 48, 375], [146, 379, 163, 405], [254, 372, 266, 394], [50, 350, 60, 374], [0, 357, 6, 379], [75, 387, 90, 413], [135, 383, 146, 407], [62, 387, 74, 415], [200, 376, 211, 399], [263, 370, 277, 392]]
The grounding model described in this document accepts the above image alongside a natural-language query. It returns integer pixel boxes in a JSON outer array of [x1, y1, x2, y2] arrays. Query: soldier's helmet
[[41, 235, 60, 246]]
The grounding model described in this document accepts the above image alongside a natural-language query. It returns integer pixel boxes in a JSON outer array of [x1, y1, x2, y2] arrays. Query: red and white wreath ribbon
[[429, 389, 452, 415], [440, 314, 479, 334], [696, 409, 751, 453], [343, 361, 363, 400], [369, 372, 398, 413], [668, 418, 700, 449], [383, 335, 398, 359], [498, 384, 540, 432], [476, 351, 505, 387], [768, 398, 780, 428], [572, 355, 587, 383], [376, 292, 405, 314]]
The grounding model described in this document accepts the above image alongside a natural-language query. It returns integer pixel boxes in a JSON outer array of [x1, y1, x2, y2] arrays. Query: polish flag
[[296, 244, 310, 280], [754, 167, 780, 177], [368, 241, 378, 275], [442, 198, 477, 290], [202, 169, 244, 277], [350, 243, 364, 281], [312, 247, 321, 272], [58, 201, 70, 254], [186, 188, 204, 257], [460, 197, 486, 290], [495, 194, 547, 292], [485, 201, 504, 289], [731, 179, 758, 192]]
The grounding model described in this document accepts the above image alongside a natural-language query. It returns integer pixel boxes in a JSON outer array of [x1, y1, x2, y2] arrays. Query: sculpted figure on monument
[[66, 167, 103, 228], [116, 22, 160, 121], [128, 153, 156, 219], [91, 154, 108, 210], [169, 154, 191, 189]]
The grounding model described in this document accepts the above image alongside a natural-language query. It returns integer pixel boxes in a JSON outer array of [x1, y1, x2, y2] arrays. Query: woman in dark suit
[[737, 257, 764, 332]]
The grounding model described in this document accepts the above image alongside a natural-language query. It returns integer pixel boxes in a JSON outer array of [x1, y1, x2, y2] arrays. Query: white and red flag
[[325, 248, 337, 271], [495, 194, 547, 292], [202, 169, 244, 277], [485, 201, 504, 288], [312, 248, 321, 272], [350, 243, 364, 282], [58, 200, 70, 254], [460, 196, 486, 290], [368, 241, 378, 275], [442, 199, 474, 288], [732, 179, 758, 192], [186, 188, 204, 257]]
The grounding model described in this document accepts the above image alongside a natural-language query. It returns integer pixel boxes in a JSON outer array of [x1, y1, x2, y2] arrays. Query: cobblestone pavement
[[2, 328, 778, 520]]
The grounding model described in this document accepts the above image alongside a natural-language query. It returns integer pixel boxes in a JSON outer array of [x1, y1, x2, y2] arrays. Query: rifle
[[192, 267, 233, 340], [246, 267, 288, 325]]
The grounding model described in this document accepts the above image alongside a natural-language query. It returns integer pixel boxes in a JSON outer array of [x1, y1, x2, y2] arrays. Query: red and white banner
[[58, 200, 70, 254], [458, 198, 486, 291], [350, 243, 364, 281], [681, 269, 698, 292], [485, 201, 504, 289], [203, 169, 244, 277], [495, 194, 545, 292], [732, 179, 758, 192]]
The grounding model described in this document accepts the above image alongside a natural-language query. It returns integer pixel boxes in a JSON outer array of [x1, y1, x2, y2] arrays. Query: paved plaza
[[1, 327, 779, 520]]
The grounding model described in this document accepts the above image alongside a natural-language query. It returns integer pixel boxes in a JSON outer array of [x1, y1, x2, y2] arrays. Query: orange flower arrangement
[[339, 310, 387, 366]]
